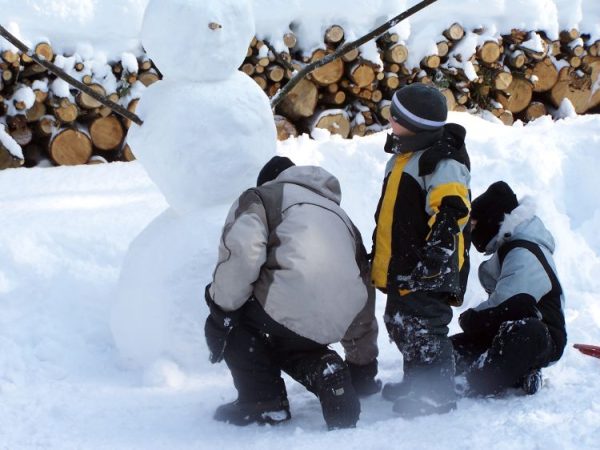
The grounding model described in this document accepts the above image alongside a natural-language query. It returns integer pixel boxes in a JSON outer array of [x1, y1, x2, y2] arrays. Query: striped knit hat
[[390, 83, 448, 133]]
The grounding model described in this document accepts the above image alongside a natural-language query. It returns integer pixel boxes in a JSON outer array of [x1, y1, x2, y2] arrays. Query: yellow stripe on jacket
[[371, 153, 412, 289]]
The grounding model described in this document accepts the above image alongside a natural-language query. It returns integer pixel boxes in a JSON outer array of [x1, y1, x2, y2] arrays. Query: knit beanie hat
[[471, 181, 519, 252], [256, 156, 295, 186], [390, 83, 448, 133]]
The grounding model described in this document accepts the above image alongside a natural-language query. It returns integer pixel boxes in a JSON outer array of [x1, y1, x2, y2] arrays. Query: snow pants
[[384, 291, 456, 404], [451, 317, 556, 395], [223, 299, 351, 402]]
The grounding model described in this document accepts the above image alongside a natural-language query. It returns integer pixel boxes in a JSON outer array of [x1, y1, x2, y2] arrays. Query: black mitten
[[346, 360, 382, 397], [204, 284, 242, 364]]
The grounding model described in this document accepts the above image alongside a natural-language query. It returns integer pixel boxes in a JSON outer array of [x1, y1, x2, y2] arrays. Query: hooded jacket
[[209, 165, 377, 365], [371, 124, 471, 302], [459, 198, 567, 362]]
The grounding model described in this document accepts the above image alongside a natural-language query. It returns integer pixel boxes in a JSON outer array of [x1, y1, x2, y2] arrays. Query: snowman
[[110, 0, 276, 373]]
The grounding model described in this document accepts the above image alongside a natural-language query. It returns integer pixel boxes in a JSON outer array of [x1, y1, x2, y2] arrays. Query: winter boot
[[392, 394, 456, 419], [213, 398, 291, 426], [381, 379, 411, 402], [519, 369, 543, 395], [314, 354, 361, 430]]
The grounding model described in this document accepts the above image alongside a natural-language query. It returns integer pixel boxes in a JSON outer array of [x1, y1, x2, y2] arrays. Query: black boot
[[392, 395, 456, 418], [213, 398, 291, 426], [314, 354, 361, 430], [381, 380, 411, 402], [519, 369, 543, 395]]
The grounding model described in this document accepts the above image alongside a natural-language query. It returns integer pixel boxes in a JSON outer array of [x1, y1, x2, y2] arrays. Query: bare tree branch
[[271, 0, 441, 109], [0, 24, 144, 127]]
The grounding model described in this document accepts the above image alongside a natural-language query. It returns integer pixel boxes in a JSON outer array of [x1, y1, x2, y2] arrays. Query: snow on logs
[[245, 23, 600, 139], [0, 42, 153, 168], [2, 24, 600, 169]]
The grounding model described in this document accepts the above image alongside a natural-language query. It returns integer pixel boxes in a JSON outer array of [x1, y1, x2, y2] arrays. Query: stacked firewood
[[0, 42, 160, 169], [2, 24, 600, 169], [245, 24, 600, 139]]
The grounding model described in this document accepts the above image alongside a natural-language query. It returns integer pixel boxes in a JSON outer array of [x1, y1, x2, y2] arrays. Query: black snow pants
[[451, 317, 556, 395], [384, 290, 456, 404], [223, 299, 353, 403]]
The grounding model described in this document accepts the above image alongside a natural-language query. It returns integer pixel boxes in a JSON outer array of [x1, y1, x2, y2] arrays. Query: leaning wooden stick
[[0, 24, 144, 126], [270, 0, 441, 109]]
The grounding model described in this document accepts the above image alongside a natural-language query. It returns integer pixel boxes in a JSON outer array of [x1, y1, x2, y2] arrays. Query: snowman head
[[142, 0, 255, 82]]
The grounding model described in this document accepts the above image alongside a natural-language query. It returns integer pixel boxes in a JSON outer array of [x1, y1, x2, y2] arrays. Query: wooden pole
[[0, 24, 144, 126], [271, 0, 441, 109]]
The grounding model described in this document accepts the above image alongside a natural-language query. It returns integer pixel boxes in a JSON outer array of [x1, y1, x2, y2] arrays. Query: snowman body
[[111, 0, 276, 369]]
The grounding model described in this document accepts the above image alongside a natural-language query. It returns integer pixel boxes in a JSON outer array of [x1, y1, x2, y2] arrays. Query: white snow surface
[[1, 113, 600, 449], [0, 124, 23, 159]]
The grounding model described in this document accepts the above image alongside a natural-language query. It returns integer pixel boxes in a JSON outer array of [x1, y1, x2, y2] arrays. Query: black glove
[[346, 360, 382, 397], [204, 284, 242, 364], [397, 244, 452, 291]]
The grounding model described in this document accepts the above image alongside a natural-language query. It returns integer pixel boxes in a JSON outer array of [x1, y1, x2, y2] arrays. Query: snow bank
[[1, 113, 600, 448]]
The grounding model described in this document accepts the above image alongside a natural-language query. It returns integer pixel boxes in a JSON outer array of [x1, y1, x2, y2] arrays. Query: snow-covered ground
[[1, 112, 600, 449]]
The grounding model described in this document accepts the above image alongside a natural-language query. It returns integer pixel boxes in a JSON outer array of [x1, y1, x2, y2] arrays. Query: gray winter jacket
[[460, 198, 566, 360], [209, 165, 378, 365]]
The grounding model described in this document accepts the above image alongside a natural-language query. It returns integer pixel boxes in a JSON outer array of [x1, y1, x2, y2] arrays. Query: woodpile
[[2, 24, 600, 169], [245, 24, 600, 138], [0, 42, 160, 169]]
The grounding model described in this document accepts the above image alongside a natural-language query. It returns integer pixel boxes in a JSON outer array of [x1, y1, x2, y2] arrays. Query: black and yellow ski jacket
[[371, 123, 471, 303]]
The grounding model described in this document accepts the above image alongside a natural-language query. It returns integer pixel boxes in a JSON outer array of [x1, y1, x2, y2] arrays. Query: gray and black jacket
[[209, 165, 378, 365], [459, 198, 567, 362]]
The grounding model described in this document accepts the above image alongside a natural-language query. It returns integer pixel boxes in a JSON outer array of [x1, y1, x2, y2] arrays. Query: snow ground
[[1, 112, 599, 449]]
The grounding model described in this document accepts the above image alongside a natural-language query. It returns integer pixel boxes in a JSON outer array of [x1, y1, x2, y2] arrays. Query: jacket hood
[[273, 165, 342, 204], [486, 196, 555, 254]]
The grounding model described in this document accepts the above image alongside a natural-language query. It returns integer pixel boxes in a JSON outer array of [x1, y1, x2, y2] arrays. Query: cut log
[[311, 110, 350, 138], [277, 78, 318, 120], [421, 55, 441, 69], [283, 32, 297, 49], [559, 28, 579, 44], [495, 77, 533, 113], [310, 49, 344, 86], [383, 72, 400, 90], [252, 74, 268, 90], [493, 70, 513, 91], [524, 101, 547, 121], [138, 71, 160, 86], [34, 42, 54, 62], [241, 62, 255, 76], [477, 41, 502, 64], [267, 65, 286, 83], [348, 62, 376, 88], [274, 115, 298, 140], [437, 41, 450, 58], [530, 57, 559, 92], [507, 50, 527, 69], [443, 23, 465, 41], [1, 50, 19, 64], [325, 25, 345, 46], [498, 110, 514, 126], [321, 90, 346, 105], [54, 101, 79, 123], [89, 115, 125, 151], [384, 44, 409, 64], [342, 48, 360, 63], [49, 128, 93, 165], [378, 100, 391, 121], [550, 64, 600, 113], [76, 83, 106, 109], [37, 116, 58, 137]]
